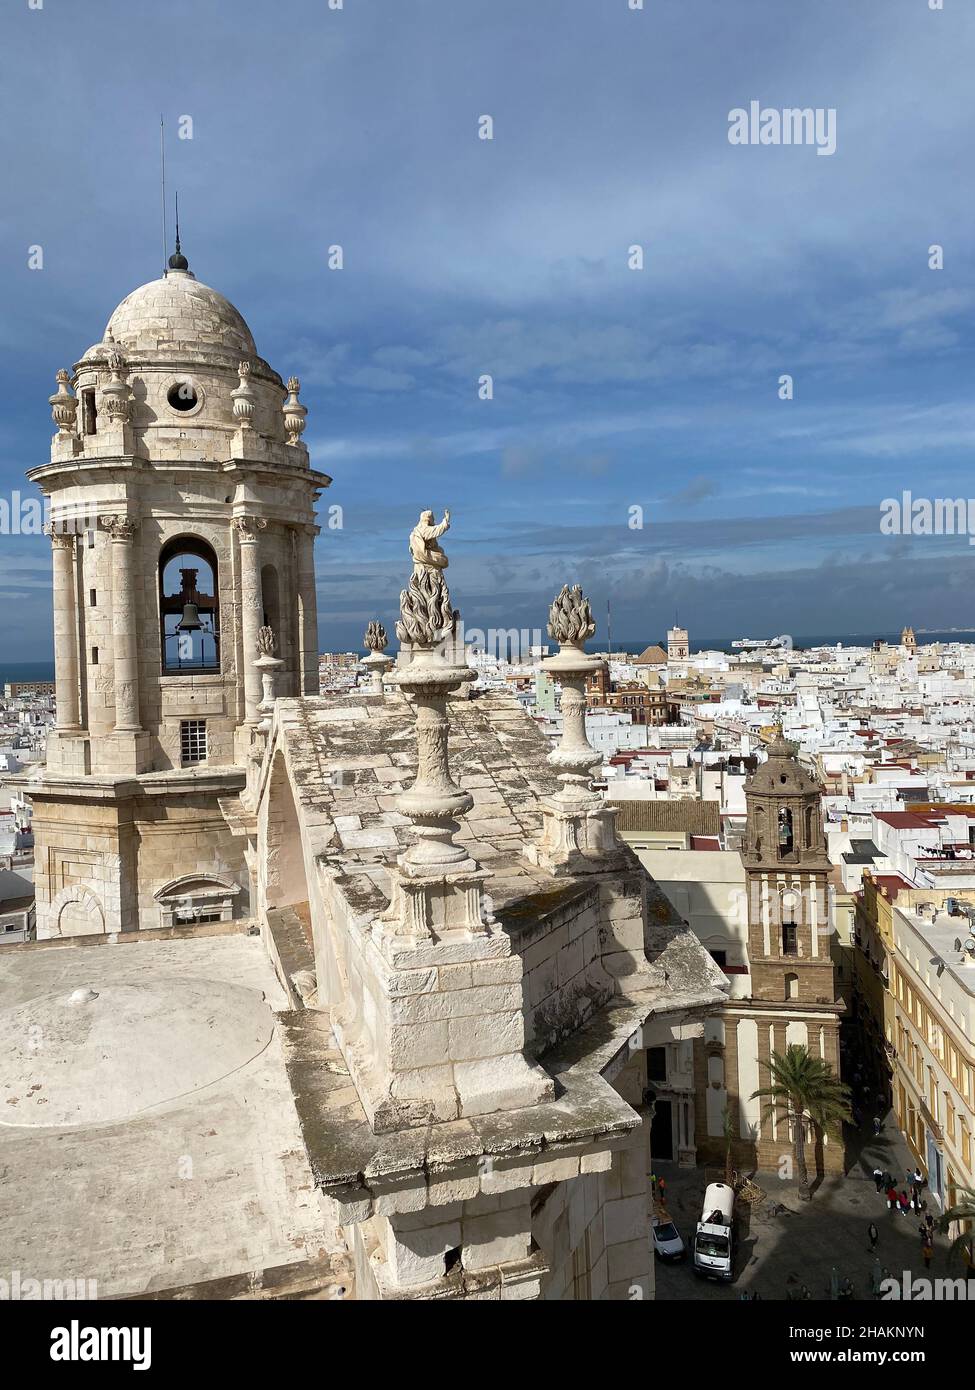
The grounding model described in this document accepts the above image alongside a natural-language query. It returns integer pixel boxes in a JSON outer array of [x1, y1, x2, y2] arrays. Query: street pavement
[[652, 1113, 958, 1302]]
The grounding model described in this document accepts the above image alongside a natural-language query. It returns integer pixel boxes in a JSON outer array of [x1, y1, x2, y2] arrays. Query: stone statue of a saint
[[409, 509, 450, 577]]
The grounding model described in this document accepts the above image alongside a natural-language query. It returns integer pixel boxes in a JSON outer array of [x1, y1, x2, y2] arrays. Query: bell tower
[[667, 623, 688, 663], [25, 244, 330, 937], [693, 729, 844, 1173], [741, 731, 834, 1004]]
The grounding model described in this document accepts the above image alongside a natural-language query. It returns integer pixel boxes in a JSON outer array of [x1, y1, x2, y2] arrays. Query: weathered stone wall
[[516, 885, 611, 1054], [132, 791, 249, 927], [32, 787, 249, 937], [535, 1049, 652, 1300], [511, 871, 651, 1057]]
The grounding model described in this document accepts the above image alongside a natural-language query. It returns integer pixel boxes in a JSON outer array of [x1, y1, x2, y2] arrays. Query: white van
[[693, 1182, 734, 1280]]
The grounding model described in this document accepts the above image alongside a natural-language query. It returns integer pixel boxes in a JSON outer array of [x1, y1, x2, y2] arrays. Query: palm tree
[[937, 1187, 975, 1268], [722, 1103, 736, 1186], [751, 1044, 852, 1200]]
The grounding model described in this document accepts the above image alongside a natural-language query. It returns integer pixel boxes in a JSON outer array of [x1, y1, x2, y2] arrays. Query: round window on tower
[[166, 379, 203, 415]]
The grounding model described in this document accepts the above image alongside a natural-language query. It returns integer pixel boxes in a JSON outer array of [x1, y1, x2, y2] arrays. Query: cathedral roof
[[87, 268, 257, 362]]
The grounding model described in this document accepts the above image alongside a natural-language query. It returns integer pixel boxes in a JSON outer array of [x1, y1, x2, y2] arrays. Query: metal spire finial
[[168, 190, 189, 272]]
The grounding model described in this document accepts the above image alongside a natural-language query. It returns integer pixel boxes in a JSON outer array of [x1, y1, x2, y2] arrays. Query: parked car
[[651, 1217, 686, 1262]]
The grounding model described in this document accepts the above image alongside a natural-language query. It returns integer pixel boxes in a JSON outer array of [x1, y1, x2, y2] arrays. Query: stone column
[[234, 516, 266, 725], [296, 525, 319, 695], [104, 515, 142, 732], [50, 529, 81, 730]]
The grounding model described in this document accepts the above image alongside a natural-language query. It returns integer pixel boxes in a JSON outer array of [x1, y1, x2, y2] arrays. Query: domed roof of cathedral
[[746, 731, 821, 798], [93, 266, 257, 361]]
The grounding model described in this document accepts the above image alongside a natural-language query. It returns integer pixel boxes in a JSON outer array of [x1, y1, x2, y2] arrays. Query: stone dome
[[746, 732, 822, 798], [95, 268, 257, 361]]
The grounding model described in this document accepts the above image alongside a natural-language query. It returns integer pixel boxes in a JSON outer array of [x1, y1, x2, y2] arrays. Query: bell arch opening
[[261, 563, 280, 636], [777, 806, 794, 857], [160, 536, 221, 674]]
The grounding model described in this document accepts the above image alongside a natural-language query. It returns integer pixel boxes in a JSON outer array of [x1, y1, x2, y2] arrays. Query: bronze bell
[[176, 601, 202, 633]]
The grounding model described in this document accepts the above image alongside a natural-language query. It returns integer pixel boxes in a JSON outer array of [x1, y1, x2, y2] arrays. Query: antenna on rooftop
[[160, 115, 168, 275], [607, 599, 612, 657]]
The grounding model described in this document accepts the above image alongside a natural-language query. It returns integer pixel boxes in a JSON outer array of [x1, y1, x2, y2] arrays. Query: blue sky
[[2, 0, 974, 657]]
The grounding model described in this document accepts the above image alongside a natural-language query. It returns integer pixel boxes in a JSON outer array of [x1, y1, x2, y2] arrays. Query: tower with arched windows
[[692, 731, 845, 1173], [740, 732, 835, 1005], [27, 244, 330, 936]]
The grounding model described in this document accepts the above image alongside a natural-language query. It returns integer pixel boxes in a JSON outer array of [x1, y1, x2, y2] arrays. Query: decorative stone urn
[[282, 377, 307, 446], [49, 370, 77, 436], [526, 584, 622, 874], [100, 351, 132, 426], [254, 625, 284, 734], [361, 619, 393, 694], [231, 360, 256, 430]]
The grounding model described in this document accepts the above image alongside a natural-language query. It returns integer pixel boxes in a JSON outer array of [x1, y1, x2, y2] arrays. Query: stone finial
[[361, 620, 392, 693], [232, 360, 255, 429], [525, 582, 621, 875], [544, 583, 601, 798], [254, 625, 284, 734], [364, 620, 388, 654], [49, 370, 78, 436], [283, 376, 307, 446], [100, 351, 131, 425], [395, 571, 454, 648], [547, 584, 596, 647]]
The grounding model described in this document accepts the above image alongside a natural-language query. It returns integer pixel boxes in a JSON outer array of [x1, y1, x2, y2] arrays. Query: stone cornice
[[222, 458, 331, 489], [9, 766, 246, 801]]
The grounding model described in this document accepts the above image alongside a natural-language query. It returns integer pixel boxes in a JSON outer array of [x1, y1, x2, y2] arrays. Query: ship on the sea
[[731, 634, 793, 651]]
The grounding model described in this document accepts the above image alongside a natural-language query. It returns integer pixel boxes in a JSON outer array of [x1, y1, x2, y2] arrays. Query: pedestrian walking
[[922, 1239, 934, 1270], [872, 1167, 884, 1193], [913, 1167, 924, 1188], [873, 1115, 883, 1136], [657, 1177, 666, 1204], [924, 1212, 935, 1235], [886, 1183, 899, 1211], [898, 1190, 910, 1214], [868, 1222, 879, 1251]]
